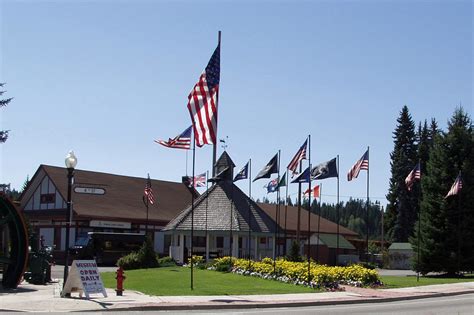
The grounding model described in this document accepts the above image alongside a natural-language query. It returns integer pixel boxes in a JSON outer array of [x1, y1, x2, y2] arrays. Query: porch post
[[232, 234, 239, 258], [271, 236, 276, 260], [206, 233, 210, 262], [254, 235, 259, 260], [179, 234, 185, 263]]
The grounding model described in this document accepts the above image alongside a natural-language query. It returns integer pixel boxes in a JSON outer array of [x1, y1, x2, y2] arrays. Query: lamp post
[[63, 151, 77, 290]]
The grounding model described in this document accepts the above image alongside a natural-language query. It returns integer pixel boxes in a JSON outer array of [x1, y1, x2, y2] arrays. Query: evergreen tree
[[413, 108, 473, 274], [385, 106, 418, 242], [0, 83, 13, 143], [21, 175, 30, 193]]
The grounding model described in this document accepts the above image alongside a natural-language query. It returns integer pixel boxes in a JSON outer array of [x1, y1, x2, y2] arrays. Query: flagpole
[[297, 161, 302, 244], [190, 137, 196, 290], [381, 205, 384, 260], [307, 134, 312, 282], [316, 183, 322, 262], [284, 171, 289, 256], [366, 146, 370, 264], [248, 159, 252, 264], [274, 150, 281, 273], [146, 174, 149, 235], [206, 170, 209, 262], [212, 31, 221, 177], [416, 160, 421, 282], [336, 155, 340, 266], [230, 177, 234, 257], [186, 150, 189, 176], [457, 171, 462, 278]]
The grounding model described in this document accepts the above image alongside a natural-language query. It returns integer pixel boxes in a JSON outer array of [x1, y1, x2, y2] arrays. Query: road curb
[[80, 289, 474, 312]]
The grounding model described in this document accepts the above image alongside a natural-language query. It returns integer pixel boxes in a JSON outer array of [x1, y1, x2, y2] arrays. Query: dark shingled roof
[[258, 203, 359, 237], [164, 181, 276, 233], [21, 165, 194, 224]]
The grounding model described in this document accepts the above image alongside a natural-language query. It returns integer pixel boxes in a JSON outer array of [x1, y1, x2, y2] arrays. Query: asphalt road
[[158, 294, 474, 315]]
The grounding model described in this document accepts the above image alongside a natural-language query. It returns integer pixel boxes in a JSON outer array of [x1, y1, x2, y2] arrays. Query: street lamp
[[63, 150, 77, 291]]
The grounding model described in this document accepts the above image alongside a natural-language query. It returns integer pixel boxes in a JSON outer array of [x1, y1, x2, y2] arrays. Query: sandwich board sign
[[61, 260, 107, 298]]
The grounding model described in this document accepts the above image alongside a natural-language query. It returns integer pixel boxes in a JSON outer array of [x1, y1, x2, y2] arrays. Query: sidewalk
[[1, 280, 473, 312]]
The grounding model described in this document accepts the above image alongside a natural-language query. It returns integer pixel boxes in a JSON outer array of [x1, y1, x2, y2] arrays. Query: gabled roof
[[164, 181, 276, 233], [389, 242, 413, 250], [318, 233, 356, 250], [21, 165, 194, 223], [215, 151, 235, 169], [258, 203, 359, 237]]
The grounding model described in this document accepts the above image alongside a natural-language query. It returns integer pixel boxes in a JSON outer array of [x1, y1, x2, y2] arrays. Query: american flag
[[187, 44, 220, 147], [347, 149, 369, 181], [445, 172, 463, 198], [144, 174, 155, 205], [287, 139, 307, 176], [405, 162, 421, 191], [154, 126, 192, 150]]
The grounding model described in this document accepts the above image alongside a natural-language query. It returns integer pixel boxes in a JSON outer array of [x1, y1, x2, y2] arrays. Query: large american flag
[[405, 162, 421, 191], [144, 174, 155, 205], [445, 172, 463, 198], [287, 139, 307, 176], [347, 149, 369, 181], [187, 44, 220, 147], [154, 126, 192, 150]]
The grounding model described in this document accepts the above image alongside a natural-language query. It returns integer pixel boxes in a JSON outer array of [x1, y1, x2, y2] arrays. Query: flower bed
[[212, 257, 381, 290]]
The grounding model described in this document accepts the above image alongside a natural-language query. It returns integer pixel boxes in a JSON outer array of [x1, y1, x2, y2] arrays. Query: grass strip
[[380, 275, 474, 289], [101, 266, 317, 296]]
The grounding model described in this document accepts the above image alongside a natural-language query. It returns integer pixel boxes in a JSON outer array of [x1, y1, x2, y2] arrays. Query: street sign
[[74, 187, 106, 195], [61, 260, 107, 298]]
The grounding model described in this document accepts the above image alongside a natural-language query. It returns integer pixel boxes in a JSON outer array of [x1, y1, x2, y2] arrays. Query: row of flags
[[150, 39, 463, 205], [404, 162, 463, 198], [252, 142, 367, 186]]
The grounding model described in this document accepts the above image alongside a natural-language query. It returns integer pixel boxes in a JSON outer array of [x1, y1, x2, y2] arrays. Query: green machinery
[[0, 194, 29, 289]]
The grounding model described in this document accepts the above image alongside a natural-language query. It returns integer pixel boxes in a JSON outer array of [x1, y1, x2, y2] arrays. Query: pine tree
[[0, 83, 13, 143], [413, 108, 473, 274], [385, 106, 418, 242]]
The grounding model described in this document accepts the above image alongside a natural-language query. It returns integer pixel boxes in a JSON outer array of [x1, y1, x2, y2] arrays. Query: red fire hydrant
[[115, 266, 126, 296]]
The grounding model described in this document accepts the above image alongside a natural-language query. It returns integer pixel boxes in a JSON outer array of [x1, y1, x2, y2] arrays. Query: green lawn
[[101, 266, 316, 296], [380, 275, 474, 289]]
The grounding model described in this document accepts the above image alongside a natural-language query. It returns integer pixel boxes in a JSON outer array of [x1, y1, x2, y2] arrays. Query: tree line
[[385, 106, 473, 275]]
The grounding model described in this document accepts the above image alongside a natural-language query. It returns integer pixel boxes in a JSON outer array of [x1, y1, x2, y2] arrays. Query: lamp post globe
[[65, 151, 78, 169], [62, 150, 77, 294]]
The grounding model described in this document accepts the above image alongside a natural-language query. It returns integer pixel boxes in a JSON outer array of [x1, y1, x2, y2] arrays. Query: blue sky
[[0, 0, 472, 207]]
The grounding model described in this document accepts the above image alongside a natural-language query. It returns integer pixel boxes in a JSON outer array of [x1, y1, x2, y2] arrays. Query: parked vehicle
[[70, 232, 146, 265]]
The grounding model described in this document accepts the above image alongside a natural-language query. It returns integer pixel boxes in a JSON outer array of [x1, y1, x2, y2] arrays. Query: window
[[216, 237, 224, 248], [193, 236, 206, 247], [40, 193, 55, 204]]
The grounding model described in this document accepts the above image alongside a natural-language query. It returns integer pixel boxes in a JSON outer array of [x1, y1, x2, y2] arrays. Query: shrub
[[212, 256, 235, 272], [117, 252, 141, 270], [287, 241, 303, 262], [157, 256, 177, 267], [117, 237, 158, 270], [186, 255, 204, 268]]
